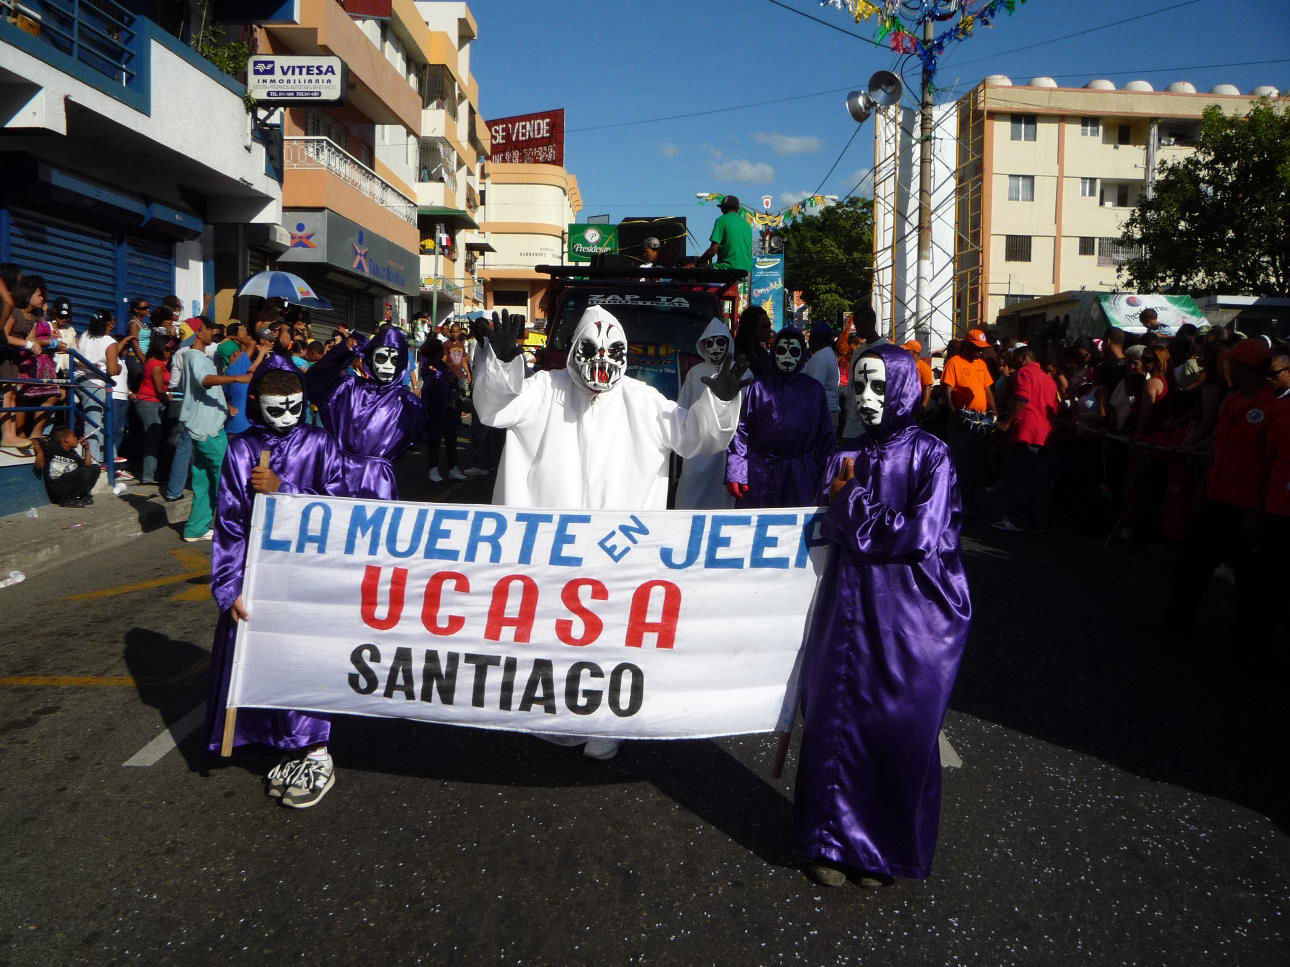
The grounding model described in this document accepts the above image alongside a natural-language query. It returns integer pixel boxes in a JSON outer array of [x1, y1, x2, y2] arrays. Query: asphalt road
[[1, 443, 1287, 966]]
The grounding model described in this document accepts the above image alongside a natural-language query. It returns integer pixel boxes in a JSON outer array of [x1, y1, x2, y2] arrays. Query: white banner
[[229, 495, 830, 740]]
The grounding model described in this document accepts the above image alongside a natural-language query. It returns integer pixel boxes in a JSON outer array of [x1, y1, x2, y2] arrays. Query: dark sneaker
[[280, 754, 335, 809], [857, 871, 895, 888], [264, 755, 305, 799]]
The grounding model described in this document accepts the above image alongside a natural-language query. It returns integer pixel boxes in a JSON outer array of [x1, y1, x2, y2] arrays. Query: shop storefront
[[277, 209, 419, 333], [1, 158, 202, 331]]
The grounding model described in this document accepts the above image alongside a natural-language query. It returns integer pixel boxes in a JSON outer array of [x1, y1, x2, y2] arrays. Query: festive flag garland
[[821, 0, 1025, 78], [696, 193, 839, 228]]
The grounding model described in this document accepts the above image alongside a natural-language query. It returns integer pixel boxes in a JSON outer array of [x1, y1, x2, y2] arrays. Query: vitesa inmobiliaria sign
[[246, 55, 346, 104]]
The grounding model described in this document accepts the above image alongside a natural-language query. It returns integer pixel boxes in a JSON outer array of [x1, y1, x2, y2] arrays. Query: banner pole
[[220, 449, 271, 758], [770, 729, 792, 780]]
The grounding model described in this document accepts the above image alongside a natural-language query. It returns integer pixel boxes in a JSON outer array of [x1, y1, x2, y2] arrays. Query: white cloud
[[754, 133, 823, 156], [779, 191, 812, 206], [708, 159, 775, 184], [658, 142, 680, 159], [843, 168, 874, 194]]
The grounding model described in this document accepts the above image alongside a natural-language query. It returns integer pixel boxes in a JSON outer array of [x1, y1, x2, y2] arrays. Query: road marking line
[[66, 548, 209, 601], [0, 656, 208, 689], [939, 730, 963, 769], [123, 705, 206, 767], [0, 675, 136, 687]]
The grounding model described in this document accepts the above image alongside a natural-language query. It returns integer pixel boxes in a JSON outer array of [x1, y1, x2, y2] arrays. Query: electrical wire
[[763, 0, 888, 48], [810, 126, 861, 196], [565, 86, 854, 134]]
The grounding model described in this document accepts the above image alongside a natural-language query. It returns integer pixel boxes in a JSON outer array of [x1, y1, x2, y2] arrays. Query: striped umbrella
[[235, 270, 334, 310]]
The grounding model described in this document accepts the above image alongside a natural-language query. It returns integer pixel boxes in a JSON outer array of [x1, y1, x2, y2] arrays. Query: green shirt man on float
[[699, 195, 753, 273]]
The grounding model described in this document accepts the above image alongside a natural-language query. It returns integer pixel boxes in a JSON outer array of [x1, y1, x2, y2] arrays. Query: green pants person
[[183, 430, 228, 540]]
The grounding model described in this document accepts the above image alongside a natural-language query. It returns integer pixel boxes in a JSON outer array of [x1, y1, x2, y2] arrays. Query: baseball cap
[[1227, 338, 1269, 369], [966, 328, 989, 348], [643, 237, 661, 250], [1125, 344, 1147, 360], [51, 297, 72, 319], [903, 339, 923, 355]]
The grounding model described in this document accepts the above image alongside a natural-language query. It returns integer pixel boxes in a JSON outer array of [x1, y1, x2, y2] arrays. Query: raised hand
[[486, 310, 521, 363], [700, 351, 750, 402], [726, 481, 749, 499]]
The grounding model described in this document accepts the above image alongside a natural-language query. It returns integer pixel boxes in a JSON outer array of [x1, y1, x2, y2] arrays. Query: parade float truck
[[534, 264, 746, 402]]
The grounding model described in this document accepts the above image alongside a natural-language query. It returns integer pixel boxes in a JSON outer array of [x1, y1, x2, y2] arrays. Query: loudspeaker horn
[[867, 70, 904, 107], [845, 90, 875, 124]]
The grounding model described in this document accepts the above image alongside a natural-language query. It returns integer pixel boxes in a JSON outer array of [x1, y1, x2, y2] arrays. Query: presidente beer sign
[[487, 109, 565, 166], [227, 494, 830, 740]]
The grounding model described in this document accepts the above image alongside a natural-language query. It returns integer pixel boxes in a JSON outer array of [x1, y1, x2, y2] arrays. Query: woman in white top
[[77, 310, 127, 465]]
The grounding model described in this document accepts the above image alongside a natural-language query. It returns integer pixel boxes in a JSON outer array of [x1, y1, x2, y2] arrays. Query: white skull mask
[[259, 392, 305, 434], [370, 346, 400, 384], [700, 335, 729, 367], [568, 308, 628, 394], [853, 355, 886, 428], [774, 334, 805, 374]]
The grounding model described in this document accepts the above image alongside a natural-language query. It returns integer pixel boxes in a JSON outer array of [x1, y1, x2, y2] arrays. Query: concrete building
[[0, 1, 281, 328], [407, 1, 490, 321], [253, 0, 435, 330], [478, 163, 581, 322], [952, 76, 1286, 331]]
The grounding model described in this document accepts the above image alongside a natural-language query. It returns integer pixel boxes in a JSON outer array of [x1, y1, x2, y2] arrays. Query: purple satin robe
[[726, 369, 834, 508], [795, 343, 971, 879], [304, 328, 426, 499], [206, 422, 347, 754]]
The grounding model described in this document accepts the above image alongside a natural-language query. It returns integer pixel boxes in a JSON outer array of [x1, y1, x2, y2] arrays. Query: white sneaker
[[990, 518, 1024, 533], [583, 739, 620, 761], [182, 529, 214, 542], [429, 467, 443, 483], [463, 467, 489, 477], [448, 466, 467, 481], [280, 753, 335, 809]]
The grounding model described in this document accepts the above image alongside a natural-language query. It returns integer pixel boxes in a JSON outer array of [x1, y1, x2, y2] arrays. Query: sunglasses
[[1272, 367, 1290, 377]]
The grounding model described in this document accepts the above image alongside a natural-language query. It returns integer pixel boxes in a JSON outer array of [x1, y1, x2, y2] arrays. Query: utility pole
[[915, 14, 935, 345]]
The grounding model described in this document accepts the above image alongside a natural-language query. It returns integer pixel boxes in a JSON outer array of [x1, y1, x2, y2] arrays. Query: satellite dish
[[868, 70, 904, 107], [845, 90, 874, 123]]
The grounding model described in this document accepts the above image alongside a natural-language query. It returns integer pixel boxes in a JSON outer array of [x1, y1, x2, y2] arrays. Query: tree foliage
[[1119, 100, 1290, 296], [780, 196, 874, 324]]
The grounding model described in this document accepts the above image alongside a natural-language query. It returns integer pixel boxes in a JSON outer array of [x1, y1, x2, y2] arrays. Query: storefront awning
[[465, 240, 496, 253], [417, 206, 479, 230]]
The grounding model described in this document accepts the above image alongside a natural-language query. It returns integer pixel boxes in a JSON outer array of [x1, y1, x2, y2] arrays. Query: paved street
[[1, 446, 1287, 966]]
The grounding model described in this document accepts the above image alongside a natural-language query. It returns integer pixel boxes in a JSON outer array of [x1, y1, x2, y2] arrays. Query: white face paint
[[700, 335, 729, 367], [774, 335, 804, 374], [853, 355, 887, 428], [371, 346, 400, 384], [259, 392, 305, 433], [570, 317, 628, 393]]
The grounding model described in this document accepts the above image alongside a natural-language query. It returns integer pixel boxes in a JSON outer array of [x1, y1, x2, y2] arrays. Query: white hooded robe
[[472, 306, 740, 509], [674, 317, 736, 509]]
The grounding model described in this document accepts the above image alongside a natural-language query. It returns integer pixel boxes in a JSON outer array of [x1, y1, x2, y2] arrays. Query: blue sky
[[465, 0, 1290, 249]]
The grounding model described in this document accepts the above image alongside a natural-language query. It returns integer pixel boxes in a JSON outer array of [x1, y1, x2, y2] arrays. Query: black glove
[[700, 352, 749, 403], [469, 317, 491, 344], [487, 310, 521, 364]]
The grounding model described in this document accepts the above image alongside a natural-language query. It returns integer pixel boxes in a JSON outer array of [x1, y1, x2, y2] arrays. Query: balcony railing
[[5, 0, 139, 85], [284, 136, 417, 225]]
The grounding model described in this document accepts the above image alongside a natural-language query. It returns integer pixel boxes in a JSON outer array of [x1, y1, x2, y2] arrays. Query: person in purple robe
[[725, 326, 834, 507], [303, 323, 425, 499], [207, 354, 348, 809], [796, 342, 971, 887]]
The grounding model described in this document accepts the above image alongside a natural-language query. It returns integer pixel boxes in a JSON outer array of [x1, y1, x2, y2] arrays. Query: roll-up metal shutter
[[300, 277, 353, 333], [352, 292, 378, 333], [123, 232, 175, 313], [8, 207, 117, 330]]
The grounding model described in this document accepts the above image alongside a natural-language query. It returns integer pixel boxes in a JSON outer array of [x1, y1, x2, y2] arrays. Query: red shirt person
[[992, 346, 1059, 532]]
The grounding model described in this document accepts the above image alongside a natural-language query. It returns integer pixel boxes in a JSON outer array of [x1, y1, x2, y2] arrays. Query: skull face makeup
[[853, 354, 886, 428], [259, 392, 305, 434], [370, 346, 401, 384], [569, 310, 629, 393], [700, 335, 729, 367], [773, 332, 805, 375]]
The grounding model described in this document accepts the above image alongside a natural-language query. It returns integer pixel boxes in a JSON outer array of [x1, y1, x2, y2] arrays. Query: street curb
[[0, 490, 194, 583]]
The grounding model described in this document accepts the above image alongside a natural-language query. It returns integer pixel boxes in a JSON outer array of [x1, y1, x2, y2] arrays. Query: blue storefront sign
[[277, 209, 417, 296]]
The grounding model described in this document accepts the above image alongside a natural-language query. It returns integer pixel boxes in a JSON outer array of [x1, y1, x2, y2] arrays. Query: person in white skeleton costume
[[674, 317, 737, 509], [470, 304, 745, 759]]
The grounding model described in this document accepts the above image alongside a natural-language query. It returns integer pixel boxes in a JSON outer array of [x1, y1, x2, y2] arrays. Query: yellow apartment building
[[953, 75, 1285, 332], [479, 162, 582, 323]]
